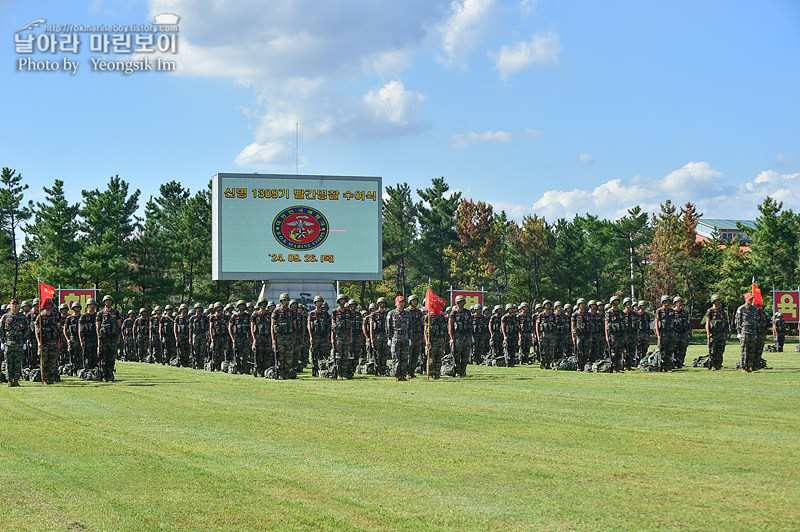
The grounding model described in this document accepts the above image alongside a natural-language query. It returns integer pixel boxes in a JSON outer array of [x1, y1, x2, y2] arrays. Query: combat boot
[[7, 381, 12, 387]]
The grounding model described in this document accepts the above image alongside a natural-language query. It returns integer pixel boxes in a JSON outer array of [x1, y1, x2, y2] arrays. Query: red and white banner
[[451, 290, 483, 308], [39, 282, 55, 305], [59, 288, 97, 310], [774, 290, 799, 323]]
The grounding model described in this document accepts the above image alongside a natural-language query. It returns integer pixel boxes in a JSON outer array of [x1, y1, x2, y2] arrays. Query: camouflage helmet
[[128, 309, 136, 315], [214, 301, 223, 308], [313, 295, 324, 303], [660, 295, 670, 303], [445, 306, 452, 313], [139, 307, 147, 314], [604, 303, 611, 310], [279, 293, 290, 301], [267, 301, 276, 308], [347, 299, 357, 307], [493, 304, 503, 312], [505, 303, 515, 310], [774, 312, 782, 317], [564, 303, 572, 310], [59, 303, 69, 310], [534, 303, 542, 310], [289, 299, 298, 307], [86, 298, 96, 307], [543, 300, 552, 307], [236, 299, 246, 308], [673, 295, 683, 303], [179, 303, 188, 311], [455, 295, 466, 304], [576, 297, 586, 305], [337, 293, 348, 303], [520, 302, 529, 308], [321, 301, 329, 309], [554, 301, 563, 308], [224, 303, 233, 311], [408, 294, 418, 303], [710, 294, 721, 303], [377, 297, 387, 305], [194, 302, 204, 309], [475, 304, 482, 311], [32, 298, 40, 305], [153, 305, 162, 312], [247, 302, 254, 309], [69, 300, 81, 309], [102, 294, 113, 302], [609, 295, 620, 305], [638, 300, 647, 308], [623, 297, 632, 305], [164, 304, 173, 311], [257, 297, 267, 306], [368, 303, 376, 310], [588, 300, 597, 307]]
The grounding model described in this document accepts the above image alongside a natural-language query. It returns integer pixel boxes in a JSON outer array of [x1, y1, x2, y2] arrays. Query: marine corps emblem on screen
[[272, 206, 330, 251]]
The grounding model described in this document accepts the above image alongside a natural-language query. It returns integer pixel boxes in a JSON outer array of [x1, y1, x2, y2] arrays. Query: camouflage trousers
[[40, 340, 59, 382], [211, 338, 229, 370], [518, 333, 531, 364], [539, 334, 555, 365], [504, 336, 518, 367], [623, 334, 636, 368], [755, 334, 766, 368], [426, 337, 445, 376], [274, 334, 295, 378], [98, 338, 117, 380], [408, 335, 423, 375], [657, 332, 674, 371], [233, 336, 252, 374], [554, 333, 567, 362], [490, 335, 503, 359], [151, 336, 163, 363], [253, 335, 271, 377], [608, 333, 625, 371], [674, 334, 688, 367], [83, 337, 98, 369], [774, 334, 785, 352], [192, 335, 207, 368], [588, 334, 600, 362], [637, 334, 649, 365], [124, 339, 138, 361], [708, 334, 726, 368], [391, 336, 410, 378], [177, 339, 192, 367], [352, 336, 368, 366], [162, 340, 176, 365], [333, 334, 351, 378], [136, 336, 149, 362], [310, 336, 331, 376], [373, 335, 389, 376], [740, 332, 759, 369], [473, 333, 487, 364], [452, 334, 470, 375], [68, 337, 83, 367], [4, 343, 23, 380], [575, 335, 590, 369]]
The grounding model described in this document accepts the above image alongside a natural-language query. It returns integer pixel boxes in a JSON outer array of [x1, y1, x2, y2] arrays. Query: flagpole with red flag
[[424, 282, 446, 378], [37, 281, 55, 384], [752, 278, 763, 308]]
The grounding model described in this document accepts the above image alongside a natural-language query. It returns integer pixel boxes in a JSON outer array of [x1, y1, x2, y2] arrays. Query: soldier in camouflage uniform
[[364, 303, 376, 371], [370, 297, 389, 376], [97, 295, 122, 382], [635, 300, 651, 366], [160, 305, 177, 366], [209, 302, 228, 371], [189, 303, 209, 370], [229, 300, 252, 374], [571, 298, 591, 370], [536, 300, 556, 369], [773, 312, 786, 352], [288, 300, 303, 373], [704, 294, 728, 370], [331, 294, 353, 380], [250, 298, 271, 377], [604, 296, 627, 373], [149, 306, 163, 363], [489, 305, 503, 363], [174, 304, 191, 367], [553, 301, 569, 364], [79, 298, 99, 371], [501, 303, 519, 367], [308, 296, 331, 377], [387, 295, 412, 381], [531, 303, 543, 363], [621, 298, 636, 370], [754, 303, 769, 370], [58, 303, 70, 365], [122, 310, 137, 361], [133, 308, 149, 363], [272, 294, 297, 379], [672, 296, 690, 368], [586, 300, 601, 363], [471, 304, 490, 365], [562, 303, 575, 359], [449, 295, 472, 377], [425, 308, 447, 379], [346, 300, 362, 378], [735, 292, 758, 373], [1, 299, 27, 386], [406, 295, 424, 378], [655, 295, 675, 372], [35, 298, 62, 384], [64, 302, 82, 374], [517, 303, 532, 365]]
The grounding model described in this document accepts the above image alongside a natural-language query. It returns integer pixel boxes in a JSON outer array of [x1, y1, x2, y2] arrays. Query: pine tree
[[382, 183, 417, 296], [0, 168, 32, 297], [747, 197, 798, 290], [513, 214, 550, 305], [24, 179, 80, 284], [416, 177, 460, 295]]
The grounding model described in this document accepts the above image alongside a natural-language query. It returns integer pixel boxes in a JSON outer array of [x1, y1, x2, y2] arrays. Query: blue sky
[[2, 0, 798, 222]]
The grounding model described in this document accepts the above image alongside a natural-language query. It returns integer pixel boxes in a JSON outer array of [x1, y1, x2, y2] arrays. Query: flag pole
[[426, 279, 431, 378], [37, 281, 45, 384]]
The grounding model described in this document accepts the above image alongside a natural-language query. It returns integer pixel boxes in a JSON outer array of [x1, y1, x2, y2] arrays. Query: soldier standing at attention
[[489, 305, 503, 362], [517, 303, 533, 365], [174, 304, 191, 367], [449, 295, 472, 377], [250, 298, 271, 377], [307, 296, 331, 377], [562, 303, 575, 359], [425, 308, 446, 379], [655, 295, 675, 372], [79, 298, 99, 371], [536, 300, 557, 370], [122, 310, 137, 361], [604, 296, 627, 373], [773, 312, 786, 352], [704, 295, 728, 370], [272, 294, 297, 379], [387, 295, 412, 381], [672, 296, 690, 368], [331, 294, 353, 380], [586, 301, 600, 363], [288, 300, 303, 373], [370, 297, 390, 376], [406, 295, 424, 378], [35, 298, 62, 384], [553, 301, 569, 364], [1, 299, 27, 387], [571, 298, 591, 371], [209, 302, 228, 371], [501, 303, 519, 367], [347, 300, 363, 379], [57, 303, 70, 366], [531, 303, 543, 363], [160, 305, 177, 365], [754, 304, 769, 370], [229, 301, 252, 374], [735, 292, 758, 373], [188, 303, 209, 369], [133, 308, 150, 363], [149, 306, 163, 363], [96, 295, 122, 382], [364, 303, 376, 370], [635, 301, 651, 366], [64, 302, 82, 374], [622, 298, 636, 370], [471, 304, 488, 365]]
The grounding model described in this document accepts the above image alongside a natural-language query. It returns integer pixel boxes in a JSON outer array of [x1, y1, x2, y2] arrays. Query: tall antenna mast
[[295, 121, 299, 175]]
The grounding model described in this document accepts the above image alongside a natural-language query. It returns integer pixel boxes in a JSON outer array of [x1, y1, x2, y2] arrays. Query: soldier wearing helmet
[[160, 305, 177, 367], [604, 296, 626, 373], [586, 299, 603, 363], [404, 295, 423, 378], [553, 301, 570, 364], [228, 300, 252, 374], [704, 295, 728, 370], [423, 298, 447, 379], [370, 297, 390, 376], [634, 300, 650, 366], [571, 298, 591, 370], [535, 300, 556, 369], [63, 301, 82, 375], [470, 302, 490, 366], [387, 296, 412, 381], [449, 295, 472, 377], [1, 299, 27, 386], [347, 299, 364, 379], [621, 297, 636, 370], [488, 304, 504, 364], [133, 308, 150, 363], [515, 303, 532, 365], [249, 298, 271, 377], [121, 309, 138, 362], [149, 306, 164, 364], [307, 296, 331, 377], [500, 303, 520, 367], [56, 303, 70, 366], [187, 303, 209, 370], [772, 310, 786, 353], [672, 296, 690, 368], [208, 302, 228, 371], [272, 293, 297, 379], [78, 298, 99, 371], [655, 296, 675, 371], [173, 303, 192, 367], [34, 297, 62, 384], [329, 294, 353, 379]]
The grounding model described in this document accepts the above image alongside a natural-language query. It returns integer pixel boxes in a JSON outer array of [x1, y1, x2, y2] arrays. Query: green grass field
[[1, 341, 799, 531]]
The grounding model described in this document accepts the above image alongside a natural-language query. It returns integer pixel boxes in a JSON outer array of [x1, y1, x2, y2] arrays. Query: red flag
[[39, 282, 55, 305], [752, 281, 762, 308], [425, 286, 446, 316]]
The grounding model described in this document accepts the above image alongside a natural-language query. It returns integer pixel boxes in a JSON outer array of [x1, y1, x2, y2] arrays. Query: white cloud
[[775, 152, 796, 168], [578, 153, 594, 165], [486, 199, 530, 220], [531, 162, 800, 221], [489, 32, 560, 80], [233, 141, 292, 168], [364, 81, 425, 126], [439, 0, 496, 69], [452, 130, 513, 149], [524, 128, 542, 137]]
